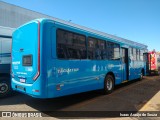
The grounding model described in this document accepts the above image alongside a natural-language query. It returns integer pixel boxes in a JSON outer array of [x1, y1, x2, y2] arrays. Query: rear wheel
[[104, 75, 114, 94], [139, 70, 144, 80], [0, 77, 11, 98]]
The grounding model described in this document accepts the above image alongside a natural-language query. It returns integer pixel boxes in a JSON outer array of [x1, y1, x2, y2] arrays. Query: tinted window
[[143, 53, 148, 62], [107, 42, 114, 60], [114, 43, 120, 60], [129, 47, 133, 55], [1, 37, 12, 54], [98, 40, 107, 59], [23, 55, 32, 66], [133, 48, 136, 60], [107, 42, 120, 60], [140, 50, 144, 61], [88, 37, 97, 59], [88, 37, 106, 60], [57, 29, 87, 59], [136, 49, 140, 60], [129, 47, 133, 60]]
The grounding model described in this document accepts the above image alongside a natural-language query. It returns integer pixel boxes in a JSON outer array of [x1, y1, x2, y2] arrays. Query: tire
[[139, 71, 144, 81], [0, 77, 12, 98], [104, 75, 114, 94]]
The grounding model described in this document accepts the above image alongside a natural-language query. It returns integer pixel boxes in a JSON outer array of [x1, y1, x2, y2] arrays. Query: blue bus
[[0, 26, 15, 97], [11, 18, 148, 98]]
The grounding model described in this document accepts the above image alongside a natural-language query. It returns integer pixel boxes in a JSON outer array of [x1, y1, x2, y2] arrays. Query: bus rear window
[[23, 55, 32, 66]]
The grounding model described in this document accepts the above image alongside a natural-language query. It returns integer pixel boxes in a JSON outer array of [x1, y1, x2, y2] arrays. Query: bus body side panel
[[129, 49, 146, 80], [41, 21, 56, 98], [134, 61, 141, 79], [46, 22, 122, 98], [52, 60, 122, 98], [130, 60, 140, 80]]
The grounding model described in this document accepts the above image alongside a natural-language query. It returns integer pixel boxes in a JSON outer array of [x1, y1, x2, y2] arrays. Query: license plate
[[16, 85, 25, 91], [20, 78, 26, 83]]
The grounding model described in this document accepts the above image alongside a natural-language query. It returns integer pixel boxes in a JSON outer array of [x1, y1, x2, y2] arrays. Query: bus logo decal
[[57, 68, 79, 74]]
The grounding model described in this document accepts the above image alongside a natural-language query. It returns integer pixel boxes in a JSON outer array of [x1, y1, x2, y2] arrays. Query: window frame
[[106, 41, 120, 60], [140, 49, 144, 61], [56, 28, 87, 60], [56, 28, 121, 61], [87, 36, 107, 60], [136, 49, 140, 61], [132, 48, 137, 61]]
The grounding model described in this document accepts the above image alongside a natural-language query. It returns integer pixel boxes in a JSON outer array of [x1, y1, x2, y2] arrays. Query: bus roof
[[19, 18, 148, 49], [47, 18, 148, 49]]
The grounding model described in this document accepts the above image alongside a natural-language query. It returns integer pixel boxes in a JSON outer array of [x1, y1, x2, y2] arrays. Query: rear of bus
[[11, 20, 47, 98]]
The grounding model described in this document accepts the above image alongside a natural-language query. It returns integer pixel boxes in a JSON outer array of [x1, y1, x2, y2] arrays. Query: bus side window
[[114, 43, 120, 60], [57, 29, 86, 59], [95, 48, 101, 60], [57, 45, 66, 59], [1, 37, 12, 64], [136, 49, 140, 61], [106, 42, 113, 60], [88, 37, 106, 60], [133, 48, 136, 61], [95, 41, 101, 60], [57, 30, 68, 59], [106, 42, 120, 60], [88, 37, 96, 59], [140, 49, 144, 61], [98, 40, 106, 59], [129, 47, 133, 60]]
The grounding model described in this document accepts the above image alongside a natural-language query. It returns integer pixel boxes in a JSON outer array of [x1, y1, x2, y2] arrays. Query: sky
[[1, 0, 160, 51]]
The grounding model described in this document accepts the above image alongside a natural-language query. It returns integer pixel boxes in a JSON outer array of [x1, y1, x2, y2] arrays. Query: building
[[0, 1, 53, 28], [0, 1, 57, 97]]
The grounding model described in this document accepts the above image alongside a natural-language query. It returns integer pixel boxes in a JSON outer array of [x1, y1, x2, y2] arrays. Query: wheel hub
[[107, 78, 112, 90], [0, 83, 8, 94], [140, 73, 143, 79]]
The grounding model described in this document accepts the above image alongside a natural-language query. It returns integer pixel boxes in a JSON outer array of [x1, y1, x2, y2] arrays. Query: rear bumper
[[11, 77, 47, 98]]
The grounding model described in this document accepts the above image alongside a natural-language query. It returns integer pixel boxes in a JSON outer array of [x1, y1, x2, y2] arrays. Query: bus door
[[143, 53, 150, 75], [122, 48, 129, 81]]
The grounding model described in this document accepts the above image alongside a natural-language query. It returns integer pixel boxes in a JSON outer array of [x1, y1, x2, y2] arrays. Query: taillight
[[10, 37, 12, 74], [33, 20, 40, 80], [33, 71, 40, 80]]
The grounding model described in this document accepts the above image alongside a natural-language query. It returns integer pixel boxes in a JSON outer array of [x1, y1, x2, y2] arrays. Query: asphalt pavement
[[0, 76, 160, 119]]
